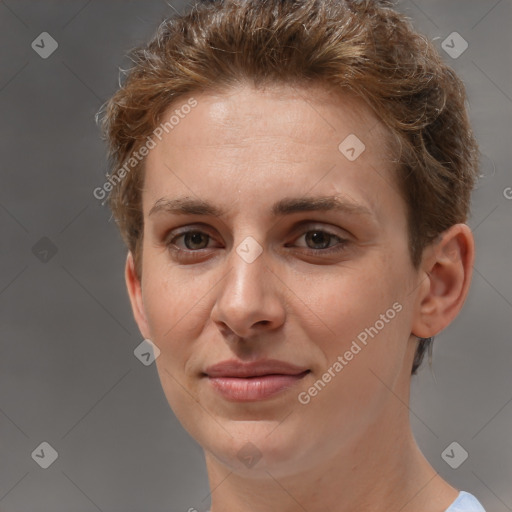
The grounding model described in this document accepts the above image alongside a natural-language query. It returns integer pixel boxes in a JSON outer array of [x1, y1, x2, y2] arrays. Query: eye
[[289, 228, 349, 254], [165, 225, 349, 262], [167, 229, 215, 251]]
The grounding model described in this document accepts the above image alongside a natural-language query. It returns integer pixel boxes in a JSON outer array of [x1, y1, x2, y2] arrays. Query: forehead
[[159, 82, 392, 149], [142, 82, 402, 222]]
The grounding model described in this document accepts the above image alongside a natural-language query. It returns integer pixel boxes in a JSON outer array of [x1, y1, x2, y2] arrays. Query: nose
[[210, 241, 286, 340]]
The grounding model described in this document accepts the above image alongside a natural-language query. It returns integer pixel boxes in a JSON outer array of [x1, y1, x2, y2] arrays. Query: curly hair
[[97, 0, 479, 375]]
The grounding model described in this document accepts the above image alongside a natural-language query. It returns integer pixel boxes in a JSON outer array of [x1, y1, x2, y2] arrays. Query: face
[[127, 83, 426, 477]]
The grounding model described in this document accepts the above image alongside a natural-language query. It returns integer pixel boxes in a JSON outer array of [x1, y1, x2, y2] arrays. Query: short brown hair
[[98, 0, 479, 375]]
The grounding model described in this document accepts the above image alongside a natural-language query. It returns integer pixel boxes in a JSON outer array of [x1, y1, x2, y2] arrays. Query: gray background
[[0, 0, 511, 511]]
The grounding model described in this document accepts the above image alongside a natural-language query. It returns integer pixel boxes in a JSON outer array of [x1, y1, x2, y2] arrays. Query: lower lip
[[207, 371, 310, 401]]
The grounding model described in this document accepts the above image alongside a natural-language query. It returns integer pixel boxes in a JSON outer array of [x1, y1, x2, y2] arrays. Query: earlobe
[[125, 252, 151, 339], [411, 224, 475, 339]]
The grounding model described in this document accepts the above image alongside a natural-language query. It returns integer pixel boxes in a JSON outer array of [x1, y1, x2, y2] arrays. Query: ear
[[411, 223, 475, 339], [125, 251, 151, 339]]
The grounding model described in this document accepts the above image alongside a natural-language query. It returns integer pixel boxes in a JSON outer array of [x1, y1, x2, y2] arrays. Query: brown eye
[[179, 231, 210, 250], [166, 229, 212, 251], [164, 228, 219, 263], [292, 229, 348, 254], [304, 230, 334, 250]]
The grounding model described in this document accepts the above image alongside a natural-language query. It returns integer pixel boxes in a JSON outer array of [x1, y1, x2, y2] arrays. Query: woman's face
[[127, 83, 425, 477]]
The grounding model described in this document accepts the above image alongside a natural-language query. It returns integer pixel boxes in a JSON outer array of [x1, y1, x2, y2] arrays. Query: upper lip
[[204, 359, 310, 378]]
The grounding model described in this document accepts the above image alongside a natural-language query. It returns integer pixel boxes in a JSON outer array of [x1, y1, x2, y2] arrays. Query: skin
[[125, 82, 475, 512]]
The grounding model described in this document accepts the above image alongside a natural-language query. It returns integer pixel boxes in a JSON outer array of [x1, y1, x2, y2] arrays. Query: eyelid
[[165, 223, 217, 241], [289, 220, 351, 238]]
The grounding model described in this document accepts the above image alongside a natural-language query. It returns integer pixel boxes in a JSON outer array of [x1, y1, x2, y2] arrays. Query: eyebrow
[[148, 195, 374, 219]]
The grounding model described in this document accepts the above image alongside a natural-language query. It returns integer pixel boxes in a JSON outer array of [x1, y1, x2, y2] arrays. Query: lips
[[204, 358, 310, 378], [203, 359, 311, 401]]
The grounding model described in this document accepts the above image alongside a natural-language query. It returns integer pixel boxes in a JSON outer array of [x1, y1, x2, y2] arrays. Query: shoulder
[[444, 491, 486, 512]]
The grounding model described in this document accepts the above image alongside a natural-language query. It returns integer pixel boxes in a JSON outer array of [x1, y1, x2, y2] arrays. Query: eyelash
[[165, 226, 349, 260]]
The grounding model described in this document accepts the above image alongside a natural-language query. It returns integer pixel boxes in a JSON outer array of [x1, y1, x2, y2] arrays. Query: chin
[[203, 419, 310, 476]]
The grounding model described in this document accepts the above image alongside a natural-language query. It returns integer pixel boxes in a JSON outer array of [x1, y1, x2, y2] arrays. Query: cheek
[[302, 263, 388, 336], [141, 263, 217, 376], [142, 273, 176, 340], [296, 291, 409, 439], [141, 268, 206, 421], [140, 265, 195, 368], [141, 252, 199, 333], [301, 257, 409, 375]]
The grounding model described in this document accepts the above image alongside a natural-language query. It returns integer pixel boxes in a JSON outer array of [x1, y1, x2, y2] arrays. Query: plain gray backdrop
[[0, 0, 511, 511]]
